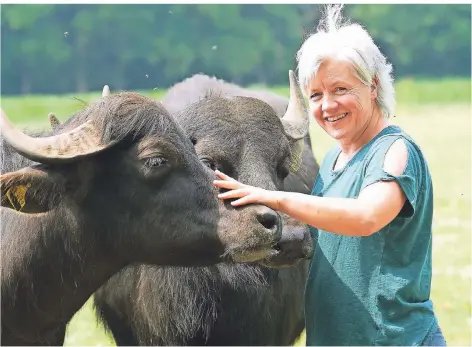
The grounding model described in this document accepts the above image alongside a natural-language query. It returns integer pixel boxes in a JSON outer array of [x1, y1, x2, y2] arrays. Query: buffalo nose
[[256, 210, 279, 231]]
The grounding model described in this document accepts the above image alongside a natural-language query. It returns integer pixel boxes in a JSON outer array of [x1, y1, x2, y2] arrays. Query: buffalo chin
[[226, 246, 280, 263], [259, 256, 303, 269]]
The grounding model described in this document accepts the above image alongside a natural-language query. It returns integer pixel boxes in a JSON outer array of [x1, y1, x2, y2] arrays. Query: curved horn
[[1, 109, 116, 164], [102, 85, 110, 97], [48, 112, 61, 130], [280, 71, 309, 172], [281, 70, 309, 141]]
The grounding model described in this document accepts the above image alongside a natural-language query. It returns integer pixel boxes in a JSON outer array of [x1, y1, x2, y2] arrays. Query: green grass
[[1, 77, 470, 127], [394, 78, 471, 104], [2, 80, 471, 346], [0, 89, 167, 127]]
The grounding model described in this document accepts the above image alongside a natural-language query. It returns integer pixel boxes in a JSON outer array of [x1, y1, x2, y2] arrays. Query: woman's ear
[[370, 77, 378, 100]]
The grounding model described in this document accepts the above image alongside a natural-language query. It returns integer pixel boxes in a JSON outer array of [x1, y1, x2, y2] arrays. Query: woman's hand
[[213, 170, 283, 211]]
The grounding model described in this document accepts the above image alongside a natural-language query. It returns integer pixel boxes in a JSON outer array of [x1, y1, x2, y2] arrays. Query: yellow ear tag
[[6, 183, 31, 211]]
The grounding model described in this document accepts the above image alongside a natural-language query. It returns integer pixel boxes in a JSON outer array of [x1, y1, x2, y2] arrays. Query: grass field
[[1, 79, 471, 346]]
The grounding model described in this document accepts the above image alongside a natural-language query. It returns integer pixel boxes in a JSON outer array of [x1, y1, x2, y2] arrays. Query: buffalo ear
[[0, 166, 65, 214]]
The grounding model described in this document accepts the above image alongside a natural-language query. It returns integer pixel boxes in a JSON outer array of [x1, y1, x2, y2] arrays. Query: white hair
[[296, 4, 396, 118]]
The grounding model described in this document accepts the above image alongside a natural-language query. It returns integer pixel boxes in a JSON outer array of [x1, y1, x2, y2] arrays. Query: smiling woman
[[214, 4, 447, 346], [305, 59, 381, 150]]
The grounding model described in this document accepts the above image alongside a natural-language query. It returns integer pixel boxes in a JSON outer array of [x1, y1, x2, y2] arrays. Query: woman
[[214, 5, 446, 346]]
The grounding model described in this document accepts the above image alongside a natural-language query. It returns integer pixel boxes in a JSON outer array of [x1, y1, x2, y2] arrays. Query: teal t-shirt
[[305, 125, 438, 346]]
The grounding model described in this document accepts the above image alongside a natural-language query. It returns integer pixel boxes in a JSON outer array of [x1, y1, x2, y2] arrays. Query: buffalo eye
[[200, 158, 218, 171], [144, 156, 168, 168]]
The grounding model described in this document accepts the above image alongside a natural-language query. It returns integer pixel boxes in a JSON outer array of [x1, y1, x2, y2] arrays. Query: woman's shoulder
[[368, 125, 427, 164], [361, 125, 433, 191]]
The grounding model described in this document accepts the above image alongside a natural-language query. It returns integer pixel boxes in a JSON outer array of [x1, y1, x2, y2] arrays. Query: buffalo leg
[[94, 299, 138, 346]]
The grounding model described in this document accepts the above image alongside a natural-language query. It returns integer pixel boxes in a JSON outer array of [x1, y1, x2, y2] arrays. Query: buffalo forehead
[[194, 136, 240, 159], [178, 96, 291, 160], [194, 131, 288, 172], [194, 122, 288, 155], [229, 96, 284, 126], [181, 96, 282, 128], [183, 104, 287, 143]]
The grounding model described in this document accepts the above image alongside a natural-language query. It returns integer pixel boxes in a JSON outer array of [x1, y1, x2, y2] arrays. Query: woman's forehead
[[313, 60, 357, 83]]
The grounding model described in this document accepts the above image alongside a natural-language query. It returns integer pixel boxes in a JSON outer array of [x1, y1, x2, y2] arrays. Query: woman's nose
[[321, 95, 337, 112]]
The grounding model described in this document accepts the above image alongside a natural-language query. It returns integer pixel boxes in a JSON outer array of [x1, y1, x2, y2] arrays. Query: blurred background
[[1, 4, 470, 95], [1, 3, 471, 346]]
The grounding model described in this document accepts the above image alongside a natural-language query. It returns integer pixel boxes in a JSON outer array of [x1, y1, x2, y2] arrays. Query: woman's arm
[[214, 139, 409, 237]]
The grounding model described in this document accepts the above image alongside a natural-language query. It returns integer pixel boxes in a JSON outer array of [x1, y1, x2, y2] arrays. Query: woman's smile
[[325, 112, 348, 123]]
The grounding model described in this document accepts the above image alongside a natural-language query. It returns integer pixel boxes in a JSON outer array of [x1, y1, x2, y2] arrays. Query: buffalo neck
[[1, 206, 126, 343]]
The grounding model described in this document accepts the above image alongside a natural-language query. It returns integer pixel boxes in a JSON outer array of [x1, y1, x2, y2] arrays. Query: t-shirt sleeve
[[360, 136, 423, 218]]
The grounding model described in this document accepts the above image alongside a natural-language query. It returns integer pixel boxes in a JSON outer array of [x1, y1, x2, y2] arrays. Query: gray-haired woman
[[214, 5, 446, 346]]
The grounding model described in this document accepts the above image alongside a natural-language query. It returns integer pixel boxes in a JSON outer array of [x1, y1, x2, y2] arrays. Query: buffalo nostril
[[256, 211, 279, 230]]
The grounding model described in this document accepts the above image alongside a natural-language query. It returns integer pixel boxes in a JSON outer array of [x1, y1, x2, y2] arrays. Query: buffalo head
[[163, 71, 314, 265], [1, 90, 283, 266]]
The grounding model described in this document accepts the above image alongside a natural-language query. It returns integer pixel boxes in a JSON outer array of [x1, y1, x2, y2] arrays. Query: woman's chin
[[325, 127, 348, 140]]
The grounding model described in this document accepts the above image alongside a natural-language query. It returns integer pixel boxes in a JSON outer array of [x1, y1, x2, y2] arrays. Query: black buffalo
[[93, 72, 319, 345], [1, 90, 287, 346]]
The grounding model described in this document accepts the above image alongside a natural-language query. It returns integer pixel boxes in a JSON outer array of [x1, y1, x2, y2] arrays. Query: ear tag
[[6, 183, 31, 211]]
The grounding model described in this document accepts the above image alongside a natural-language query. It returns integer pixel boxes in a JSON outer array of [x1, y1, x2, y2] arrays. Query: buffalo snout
[[260, 214, 314, 268], [254, 206, 282, 240], [217, 203, 283, 263]]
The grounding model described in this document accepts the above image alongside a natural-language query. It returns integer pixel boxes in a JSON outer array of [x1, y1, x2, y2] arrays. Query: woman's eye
[[144, 156, 168, 168], [310, 92, 322, 101], [201, 158, 218, 171], [334, 87, 347, 94]]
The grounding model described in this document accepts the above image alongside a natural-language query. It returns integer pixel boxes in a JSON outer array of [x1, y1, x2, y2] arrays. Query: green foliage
[[347, 4, 471, 77], [1, 4, 54, 29], [1, 4, 470, 96]]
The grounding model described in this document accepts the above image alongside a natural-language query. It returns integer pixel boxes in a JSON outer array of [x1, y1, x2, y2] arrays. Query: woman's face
[[306, 59, 378, 143]]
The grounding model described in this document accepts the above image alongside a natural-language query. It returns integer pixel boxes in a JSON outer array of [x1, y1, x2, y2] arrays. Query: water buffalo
[[93, 72, 319, 345], [1, 90, 287, 346]]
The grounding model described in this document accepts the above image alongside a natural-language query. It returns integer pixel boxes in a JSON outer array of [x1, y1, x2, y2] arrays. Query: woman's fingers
[[213, 170, 262, 207], [214, 170, 246, 190], [218, 190, 259, 206], [217, 189, 249, 200], [213, 179, 244, 190], [230, 195, 256, 207], [215, 170, 237, 182]]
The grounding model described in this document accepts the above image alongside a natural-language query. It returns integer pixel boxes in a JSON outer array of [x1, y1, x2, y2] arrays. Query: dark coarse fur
[[2, 92, 282, 346], [93, 75, 320, 346], [162, 74, 318, 195]]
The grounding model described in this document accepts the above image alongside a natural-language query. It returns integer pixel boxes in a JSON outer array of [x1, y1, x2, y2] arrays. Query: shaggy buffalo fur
[[93, 76, 320, 346], [2, 92, 273, 346]]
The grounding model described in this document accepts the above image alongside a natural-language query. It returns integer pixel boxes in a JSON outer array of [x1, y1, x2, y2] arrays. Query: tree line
[[1, 4, 470, 95]]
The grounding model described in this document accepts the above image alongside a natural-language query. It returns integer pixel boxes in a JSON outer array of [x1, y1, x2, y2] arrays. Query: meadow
[[1, 78, 470, 346]]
